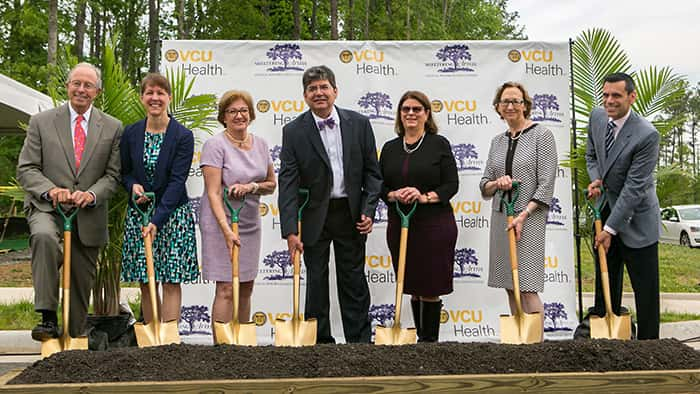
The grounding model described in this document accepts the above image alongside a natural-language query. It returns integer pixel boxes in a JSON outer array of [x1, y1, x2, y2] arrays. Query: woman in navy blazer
[[120, 73, 199, 328]]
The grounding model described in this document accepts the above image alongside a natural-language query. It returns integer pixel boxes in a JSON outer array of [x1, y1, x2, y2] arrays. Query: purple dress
[[199, 132, 272, 282]]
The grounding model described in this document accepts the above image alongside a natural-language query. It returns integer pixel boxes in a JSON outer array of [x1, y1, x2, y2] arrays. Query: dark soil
[[9, 339, 700, 384]]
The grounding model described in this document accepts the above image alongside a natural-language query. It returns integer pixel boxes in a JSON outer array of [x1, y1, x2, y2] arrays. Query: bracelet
[[250, 182, 260, 194]]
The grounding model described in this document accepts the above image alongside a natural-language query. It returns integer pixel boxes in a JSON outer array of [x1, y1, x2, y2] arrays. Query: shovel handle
[[223, 187, 246, 224], [56, 204, 78, 232], [395, 201, 417, 229], [499, 181, 520, 216], [131, 192, 156, 226], [297, 188, 310, 222], [584, 186, 606, 220]]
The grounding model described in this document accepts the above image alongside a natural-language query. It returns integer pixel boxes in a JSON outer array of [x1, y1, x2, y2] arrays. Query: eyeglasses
[[400, 106, 425, 114], [68, 80, 98, 90], [225, 108, 249, 116], [498, 99, 524, 107]]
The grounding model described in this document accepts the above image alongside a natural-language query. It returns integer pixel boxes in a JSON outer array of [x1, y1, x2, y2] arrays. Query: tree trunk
[[149, 0, 159, 72], [92, 4, 102, 60], [177, 0, 187, 39], [47, 0, 58, 66], [330, 0, 338, 40], [121, 0, 137, 72], [311, 0, 318, 39], [293, 0, 300, 39], [442, 0, 449, 28], [364, 0, 369, 39], [73, 0, 88, 59], [347, 0, 354, 40]]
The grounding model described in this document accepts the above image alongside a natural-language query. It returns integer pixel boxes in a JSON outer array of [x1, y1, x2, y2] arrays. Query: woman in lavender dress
[[199, 90, 276, 342]]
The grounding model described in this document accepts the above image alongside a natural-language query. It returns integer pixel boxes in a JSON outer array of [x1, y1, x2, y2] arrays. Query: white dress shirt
[[312, 107, 346, 198]]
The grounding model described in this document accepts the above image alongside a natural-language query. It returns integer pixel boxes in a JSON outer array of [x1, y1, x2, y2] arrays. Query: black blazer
[[278, 107, 382, 245], [120, 116, 194, 229]]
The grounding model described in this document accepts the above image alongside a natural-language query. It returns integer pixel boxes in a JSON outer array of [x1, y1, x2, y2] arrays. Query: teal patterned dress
[[121, 131, 199, 283]]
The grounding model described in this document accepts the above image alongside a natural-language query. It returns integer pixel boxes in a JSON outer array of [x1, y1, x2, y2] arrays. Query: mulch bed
[[8, 339, 700, 384]]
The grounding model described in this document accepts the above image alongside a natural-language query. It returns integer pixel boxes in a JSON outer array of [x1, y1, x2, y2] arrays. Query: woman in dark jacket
[[379, 90, 459, 342], [120, 73, 199, 327]]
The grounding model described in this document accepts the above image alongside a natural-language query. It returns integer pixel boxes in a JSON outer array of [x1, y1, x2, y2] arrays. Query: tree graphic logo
[[262, 249, 294, 280], [544, 302, 572, 332], [188, 197, 201, 225], [531, 94, 562, 122], [165, 49, 178, 62], [270, 145, 282, 174], [357, 92, 394, 120], [374, 199, 389, 224], [453, 248, 481, 278], [179, 305, 211, 335], [369, 303, 395, 329], [265, 44, 305, 72], [546, 197, 565, 226], [451, 143, 482, 171], [435, 44, 475, 73]]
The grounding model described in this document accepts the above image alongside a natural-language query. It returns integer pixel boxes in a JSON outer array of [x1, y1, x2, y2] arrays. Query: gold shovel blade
[[40, 338, 63, 358], [40, 335, 88, 358], [134, 320, 181, 347], [590, 313, 632, 340], [500, 312, 543, 344], [274, 318, 317, 347], [213, 321, 257, 346], [374, 325, 417, 345]]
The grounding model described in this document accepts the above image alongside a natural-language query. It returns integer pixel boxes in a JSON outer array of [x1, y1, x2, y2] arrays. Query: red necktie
[[74, 114, 86, 170]]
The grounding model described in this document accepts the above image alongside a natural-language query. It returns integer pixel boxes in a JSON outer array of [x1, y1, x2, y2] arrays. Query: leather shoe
[[31, 321, 59, 341]]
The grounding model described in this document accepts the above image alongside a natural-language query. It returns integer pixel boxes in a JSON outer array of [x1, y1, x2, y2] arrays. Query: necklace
[[403, 132, 426, 154], [509, 122, 532, 141], [225, 131, 249, 147]]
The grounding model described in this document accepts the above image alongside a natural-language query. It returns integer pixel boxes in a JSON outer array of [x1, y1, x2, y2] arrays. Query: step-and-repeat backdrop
[[161, 40, 575, 344]]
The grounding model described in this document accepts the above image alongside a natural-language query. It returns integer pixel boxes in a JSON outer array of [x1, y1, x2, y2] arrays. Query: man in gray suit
[[17, 63, 122, 340], [585, 72, 661, 339], [278, 65, 382, 343]]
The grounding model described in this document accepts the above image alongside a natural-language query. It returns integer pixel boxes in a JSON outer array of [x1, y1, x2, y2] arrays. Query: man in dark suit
[[585, 72, 661, 339], [278, 65, 382, 343], [17, 63, 122, 340]]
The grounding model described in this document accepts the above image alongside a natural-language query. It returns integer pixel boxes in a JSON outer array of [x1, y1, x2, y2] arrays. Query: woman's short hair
[[394, 90, 438, 136], [140, 73, 171, 95], [217, 90, 256, 126], [492, 81, 533, 119]]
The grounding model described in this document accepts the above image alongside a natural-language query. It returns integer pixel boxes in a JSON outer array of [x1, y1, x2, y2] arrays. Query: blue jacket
[[120, 116, 194, 229]]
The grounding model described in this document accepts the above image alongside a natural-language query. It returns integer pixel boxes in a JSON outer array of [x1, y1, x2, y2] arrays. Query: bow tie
[[317, 117, 336, 131]]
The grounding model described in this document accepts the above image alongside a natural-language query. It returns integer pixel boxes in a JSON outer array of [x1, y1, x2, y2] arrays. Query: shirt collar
[[609, 109, 631, 131], [311, 106, 339, 130], [68, 103, 92, 125]]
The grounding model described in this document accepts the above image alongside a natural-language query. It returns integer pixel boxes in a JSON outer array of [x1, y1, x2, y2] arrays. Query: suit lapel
[[154, 117, 177, 190], [77, 107, 105, 177], [338, 107, 352, 175], [603, 113, 636, 178], [54, 105, 77, 176], [303, 111, 331, 168]]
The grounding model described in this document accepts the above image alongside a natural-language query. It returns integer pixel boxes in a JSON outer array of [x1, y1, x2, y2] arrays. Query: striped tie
[[605, 120, 616, 157]]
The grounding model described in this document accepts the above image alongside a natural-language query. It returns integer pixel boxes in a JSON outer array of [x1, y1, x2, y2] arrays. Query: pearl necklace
[[403, 132, 426, 154], [225, 131, 250, 147], [509, 123, 531, 141]]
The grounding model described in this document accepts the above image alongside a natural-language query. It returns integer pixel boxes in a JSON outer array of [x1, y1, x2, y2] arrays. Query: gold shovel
[[41, 205, 88, 358], [213, 190, 257, 345], [586, 190, 632, 340], [275, 189, 317, 346], [375, 201, 418, 345], [132, 192, 181, 347], [499, 182, 543, 344]]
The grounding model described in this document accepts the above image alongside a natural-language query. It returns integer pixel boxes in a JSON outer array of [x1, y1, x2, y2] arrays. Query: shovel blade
[[40, 335, 88, 358], [274, 318, 317, 347], [590, 313, 632, 340], [213, 321, 257, 346], [374, 325, 417, 345], [134, 320, 181, 347], [500, 313, 542, 344], [40, 338, 63, 358], [160, 320, 181, 345]]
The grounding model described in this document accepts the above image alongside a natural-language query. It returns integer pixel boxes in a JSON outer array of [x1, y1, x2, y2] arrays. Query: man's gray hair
[[68, 62, 103, 89]]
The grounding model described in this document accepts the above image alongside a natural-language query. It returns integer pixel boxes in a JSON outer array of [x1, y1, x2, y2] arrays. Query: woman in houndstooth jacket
[[479, 81, 558, 341]]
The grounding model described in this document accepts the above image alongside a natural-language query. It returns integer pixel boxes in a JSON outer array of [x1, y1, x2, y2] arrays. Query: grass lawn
[[0, 300, 142, 330], [577, 241, 700, 293]]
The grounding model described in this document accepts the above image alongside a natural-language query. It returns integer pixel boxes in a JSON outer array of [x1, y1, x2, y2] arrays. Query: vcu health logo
[[164, 49, 213, 63], [453, 247, 483, 279], [531, 94, 563, 123], [179, 305, 211, 335], [544, 302, 573, 332], [357, 92, 394, 121], [508, 48, 564, 77], [261, 250, 294, 280], [431, 97, 489, 126], [452, 143, 483, 172]]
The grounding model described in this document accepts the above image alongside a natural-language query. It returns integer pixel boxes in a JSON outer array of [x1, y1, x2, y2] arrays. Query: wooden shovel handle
[[61, 230, 71, 338], [144, 231, 160, 333], [393, 227, 408, 326], [231, 222, 240, 323], [506, 216, 524, 316]]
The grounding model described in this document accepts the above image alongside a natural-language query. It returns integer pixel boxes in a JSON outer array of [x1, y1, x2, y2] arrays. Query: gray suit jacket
[[585, 107, 661, 248], [278, 107, 382, 245], [17, 103, 122, 247]]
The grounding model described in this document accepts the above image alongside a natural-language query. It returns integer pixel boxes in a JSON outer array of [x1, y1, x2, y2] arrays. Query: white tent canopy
[[0, 73, 54, 135]]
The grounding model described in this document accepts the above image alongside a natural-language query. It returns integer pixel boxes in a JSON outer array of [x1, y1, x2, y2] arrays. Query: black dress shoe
[[31, 321, 59, 341]]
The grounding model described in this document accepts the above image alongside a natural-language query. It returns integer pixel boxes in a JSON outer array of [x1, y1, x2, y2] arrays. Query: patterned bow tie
[[317, 117, 336, 131]]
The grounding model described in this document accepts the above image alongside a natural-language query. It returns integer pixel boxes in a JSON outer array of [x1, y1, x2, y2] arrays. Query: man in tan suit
[[17, 62, 122, 340]]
